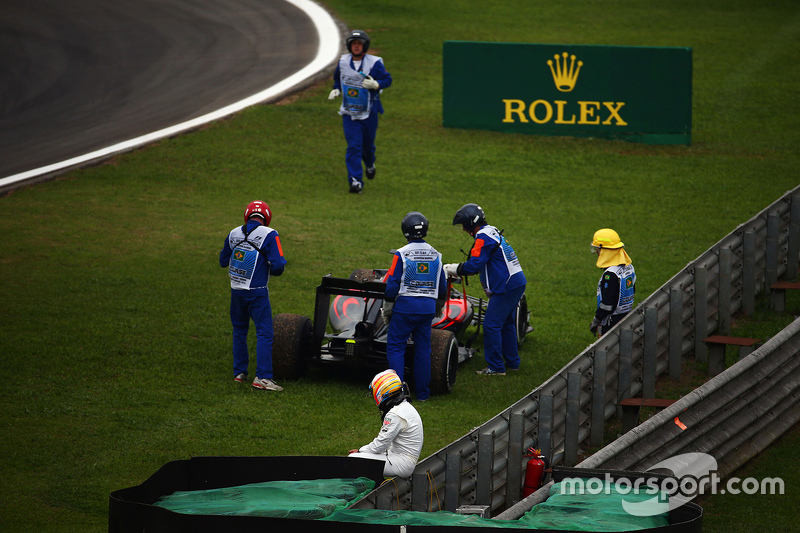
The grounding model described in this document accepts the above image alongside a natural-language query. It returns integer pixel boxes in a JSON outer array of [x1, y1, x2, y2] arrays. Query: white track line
[[0, 0, 341, 190]]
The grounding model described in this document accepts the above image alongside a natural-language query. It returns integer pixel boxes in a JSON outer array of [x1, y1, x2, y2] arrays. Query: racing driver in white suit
[[349, 370, 423, 478]]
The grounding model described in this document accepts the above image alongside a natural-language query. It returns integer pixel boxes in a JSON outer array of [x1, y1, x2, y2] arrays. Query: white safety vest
[[597, 263, 636, 318], [477, 225, 523, 292], [337, 54, 382, 120], [226, 225, 276, 290], [396, 241, 442, 298]]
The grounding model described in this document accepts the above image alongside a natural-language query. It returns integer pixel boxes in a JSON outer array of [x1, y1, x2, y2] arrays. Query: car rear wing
[[313, 275, 387, 346]]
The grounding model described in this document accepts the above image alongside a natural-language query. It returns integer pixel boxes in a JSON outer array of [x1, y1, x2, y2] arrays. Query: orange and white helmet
[[370, 370, 403, 406], [244, 200, 271, 225]]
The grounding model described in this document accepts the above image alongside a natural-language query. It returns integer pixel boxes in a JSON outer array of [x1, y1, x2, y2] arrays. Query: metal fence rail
[[352, 185, 800, 515], [498, 316, 800, 519], [591, 319, 800, 477]]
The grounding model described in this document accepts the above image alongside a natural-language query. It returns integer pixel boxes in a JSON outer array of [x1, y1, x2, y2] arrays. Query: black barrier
[[108, 456, 386, 533]]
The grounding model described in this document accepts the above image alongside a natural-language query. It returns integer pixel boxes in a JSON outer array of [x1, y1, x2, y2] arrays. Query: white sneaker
[[252, 377, 283, 391], [234, 372, 247, 383], [349, 178, 363, 194], [476, 367, 506, 376]]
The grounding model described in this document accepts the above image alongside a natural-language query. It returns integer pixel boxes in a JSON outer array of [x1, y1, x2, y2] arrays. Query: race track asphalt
[[0, 0, 335, 182]]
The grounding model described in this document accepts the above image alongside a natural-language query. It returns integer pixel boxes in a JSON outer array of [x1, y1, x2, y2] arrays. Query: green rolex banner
[[443, 42, 692, 145]]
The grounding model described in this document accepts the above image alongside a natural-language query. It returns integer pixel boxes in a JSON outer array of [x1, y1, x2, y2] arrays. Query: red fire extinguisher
[[523, 448, 547, 498]]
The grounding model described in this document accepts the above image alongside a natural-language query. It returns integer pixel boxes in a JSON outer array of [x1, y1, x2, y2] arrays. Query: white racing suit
[[349, 400, 423, 477]]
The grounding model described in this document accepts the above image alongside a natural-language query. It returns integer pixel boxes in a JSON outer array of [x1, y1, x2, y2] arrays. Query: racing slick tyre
[[430, 329, 459, 395], [516, 293, 531, 347], [272, 313, 312, 380], [349, 269, 377, 282]]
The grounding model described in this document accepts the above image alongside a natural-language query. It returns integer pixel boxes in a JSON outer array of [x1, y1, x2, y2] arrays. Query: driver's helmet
[[401, 211, 428, 239], [346, 30, 370, 54], [370, 369, 403, 406]]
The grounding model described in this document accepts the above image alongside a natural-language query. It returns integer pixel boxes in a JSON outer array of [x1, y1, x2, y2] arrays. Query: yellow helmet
[[591, 228, 632, 267], [592, 228, 624, 250]]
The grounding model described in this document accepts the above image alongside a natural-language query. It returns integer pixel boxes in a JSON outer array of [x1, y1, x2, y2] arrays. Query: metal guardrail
[[499, 315, 800, 519], [352, 184, 800, 515], [583, 316, 800, 477]]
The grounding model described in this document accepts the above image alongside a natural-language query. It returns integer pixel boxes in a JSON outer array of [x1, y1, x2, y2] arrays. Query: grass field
[[1, 0, 799, 531]]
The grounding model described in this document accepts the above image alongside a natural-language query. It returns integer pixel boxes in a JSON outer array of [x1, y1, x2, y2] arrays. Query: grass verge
[[1, 0, 799, 531]]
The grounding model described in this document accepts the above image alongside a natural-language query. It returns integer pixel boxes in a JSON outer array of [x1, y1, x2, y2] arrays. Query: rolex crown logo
[[547, 52, 583, 92]]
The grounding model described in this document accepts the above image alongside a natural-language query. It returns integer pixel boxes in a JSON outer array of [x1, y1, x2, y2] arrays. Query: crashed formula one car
[[271, 269, 532, 395]]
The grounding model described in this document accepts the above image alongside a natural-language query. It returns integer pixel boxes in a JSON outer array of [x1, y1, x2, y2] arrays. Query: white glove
[[361, 75, 379, 90], [328, 88, 341, 100], [381, 301, 394, 325], [443, 263, 460, 278]]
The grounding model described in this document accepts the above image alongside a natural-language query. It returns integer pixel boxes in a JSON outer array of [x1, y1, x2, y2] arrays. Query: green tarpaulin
[[154, 477, 670, 530]]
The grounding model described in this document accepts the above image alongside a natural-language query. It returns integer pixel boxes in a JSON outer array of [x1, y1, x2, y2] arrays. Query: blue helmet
[[402, 211, 428, 239], [346, 30, 370, 54], [453, 203, 486, 232]]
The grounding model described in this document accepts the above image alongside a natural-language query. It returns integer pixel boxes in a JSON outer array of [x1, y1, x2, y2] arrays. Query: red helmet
[[243, 200, 271, 225]]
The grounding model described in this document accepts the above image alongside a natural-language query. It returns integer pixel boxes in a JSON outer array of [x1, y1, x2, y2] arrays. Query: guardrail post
[[643, 307, 658, 398], [591, 347, 608, 448], [766, 212, 779, 290], [377, 484, 394, 510], [412, 471, 428, 511], [617, 328, 633, 418], [694, 264, 709, 363], [788, 194, 800, 280], [538, 393, 553, 461], [445, 452, 461, 512], [719, 247, 732, 335], [669, 286, 683, 379], [565, 372, 581, 466], [477, 431, 493, 506], [743, 230, 756, 316], [506, 412, 525, 507]]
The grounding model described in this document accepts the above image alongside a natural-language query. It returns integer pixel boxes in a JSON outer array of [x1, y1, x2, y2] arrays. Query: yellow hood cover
[[597, 247, 632, 268]]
